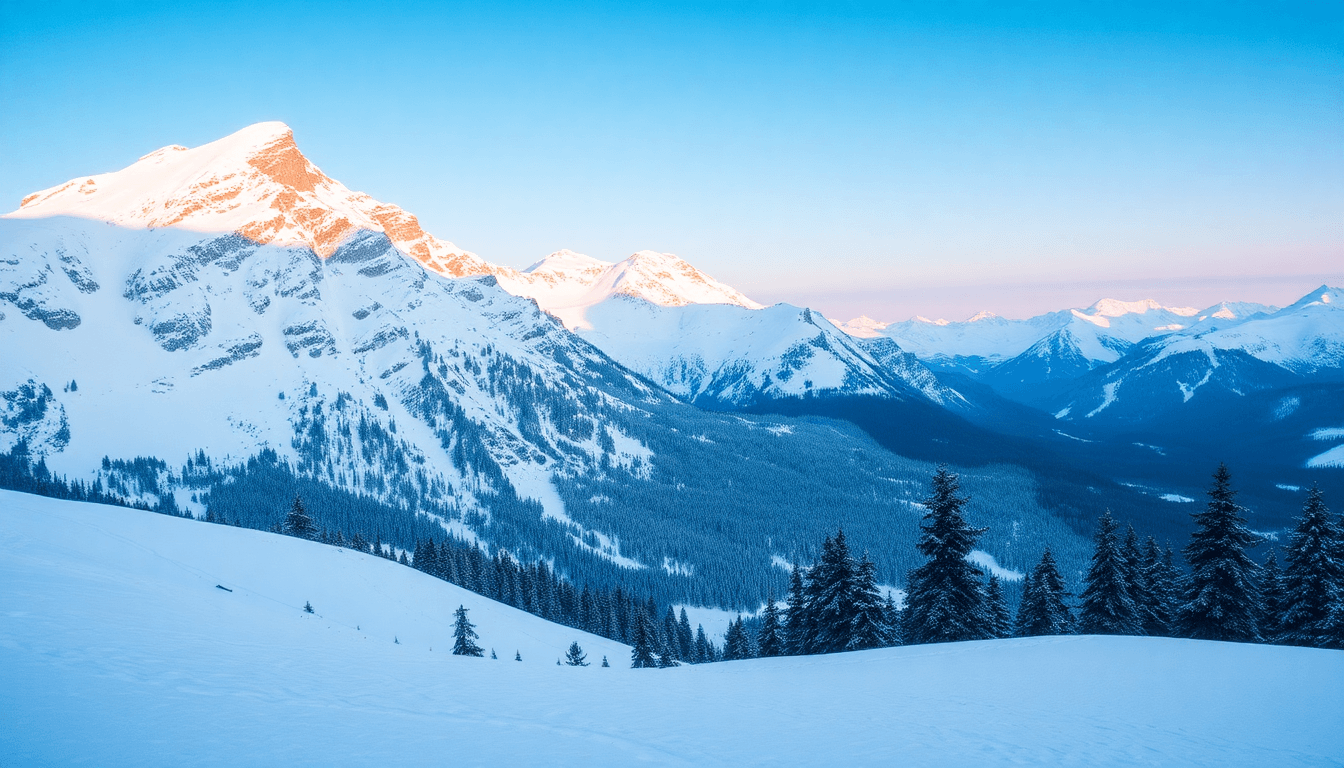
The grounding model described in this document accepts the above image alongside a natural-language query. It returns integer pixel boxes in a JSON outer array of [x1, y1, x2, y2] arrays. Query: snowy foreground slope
[[4, 492, 1342, 767]]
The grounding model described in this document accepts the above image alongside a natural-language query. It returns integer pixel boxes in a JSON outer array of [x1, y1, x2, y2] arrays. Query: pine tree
[[451, 605, 484, 657], [784, 562, 810, 655], [809, 531, 863, 653], [515, 650, 522, 661], [630, 610, 657, 668], [677, 608, 694, 661], [1080, 511, 1141, 635], [1279, 486, 1344, 649], [1179, 464, 1262, 642], [490, 648, 496, 659], [694, 624, 711, 663], [847, 552, 890, 650], [904, 466, 991, 644], [565, 641, 589, 666], [757, 591, 785, 657], [303, 600, 314, 614], [283, 495, 317, 539], [985, 574, 1011, 639], [1017, 548, 1073, 636], [1140, 538, 1176, 636], [723, 616, 748, 660], [1122, 525, 1151, 631], [1258, 550, 1286, 643], [601, 655, 609, 667], [663, 607, 683, 662]]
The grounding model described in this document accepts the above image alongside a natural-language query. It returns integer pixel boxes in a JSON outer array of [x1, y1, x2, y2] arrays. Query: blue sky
[[2, 1, 1340, 319]]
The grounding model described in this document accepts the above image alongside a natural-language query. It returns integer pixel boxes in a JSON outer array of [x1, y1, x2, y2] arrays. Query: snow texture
[[4, 491, 1342, 767]]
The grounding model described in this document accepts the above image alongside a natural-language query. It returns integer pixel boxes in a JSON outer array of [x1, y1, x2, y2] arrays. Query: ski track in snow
[[3, 491, 1343, 767]]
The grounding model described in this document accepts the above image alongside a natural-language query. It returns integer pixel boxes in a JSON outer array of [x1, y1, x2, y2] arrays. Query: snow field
[[2, 490, 1342, 767]]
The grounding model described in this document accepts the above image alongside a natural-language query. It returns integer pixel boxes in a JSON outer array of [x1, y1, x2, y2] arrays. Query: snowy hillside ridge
[[5, 492, 1343, 767], [501, 248, 764, 331]]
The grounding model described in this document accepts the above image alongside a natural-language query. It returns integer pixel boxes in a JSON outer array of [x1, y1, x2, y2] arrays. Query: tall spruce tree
[[847, 552, 891, 651], [809, 531, 862, 653], [1080, 511, 1141, 635], [1258, 550, 1286, 643], [282, 495, 317, 539], [1122, 525, 1151, 627], [757, 591, 786, 657], [784, 562, 810, 655], [451, 605, 484, 657], [985, 574, 1012, 639], [1179, 464, 1262, 642], [1140, 538, 1176, 636], [677, 608, 694, 661], [904, 466, 991, 644], [1279, 486, 1344, 649], [723, 616, 751, 660], [630, 610, 657, 668], [1017, 548, 1073, 637], [694, 624, 711, 664]]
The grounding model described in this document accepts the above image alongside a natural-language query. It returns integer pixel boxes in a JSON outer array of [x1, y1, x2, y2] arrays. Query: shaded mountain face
[[2, 122, 1102, 610]]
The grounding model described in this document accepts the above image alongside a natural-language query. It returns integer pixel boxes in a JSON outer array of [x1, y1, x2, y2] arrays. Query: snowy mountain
[[1050, 285, 1344, 425], [839, 297, 1280, 404], [503, 248, 764, 330], [1, 121, 1067, 611], [6, 491, 1341, 767]]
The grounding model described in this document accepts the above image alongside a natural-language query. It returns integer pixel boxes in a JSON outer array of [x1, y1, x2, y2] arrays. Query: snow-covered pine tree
[[451, 605, 484, 657], [1122, 525, 1151, 629], [1140, 537, 1176, 636], [882, 592, 901, 645], [985, 574, 1011, 639], [1080, 510, 1141, 635], [756, 590, 785, 657], [303, 601, 314, 614], [904, 465, 991, 645], [601, 655, 609, 667], [630, 610, 657, 668], [784, 562, 810, 655], [694, 624, 711, 663], [1258, 550, 1286, 643], [678, 608, 694, 661], [723, 616, 749, 660], [1017, 547, 1073, 637], [846, 552, 890, 651], [1178, 464, 1262, 643], [809, 531, 861, 653], [663, 607, 683, 662], [564, 641, 589, 666], [282, 495, 317, 539], [515, 650, 522, 661], [1279, 486, 1344, 649]]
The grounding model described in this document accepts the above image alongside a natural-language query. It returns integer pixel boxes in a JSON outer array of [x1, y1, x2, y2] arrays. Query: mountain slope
[[2, 123, 1097, 610], [5, 491, 1341, 767]]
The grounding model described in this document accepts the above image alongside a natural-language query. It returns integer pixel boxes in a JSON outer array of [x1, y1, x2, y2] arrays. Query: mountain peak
[[1086, 298, 1198, 318], [1286, 285, 1344, 311]]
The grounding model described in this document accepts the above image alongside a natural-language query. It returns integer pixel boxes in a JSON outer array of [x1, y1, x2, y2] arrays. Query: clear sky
[[2, 1, 1340, 320]]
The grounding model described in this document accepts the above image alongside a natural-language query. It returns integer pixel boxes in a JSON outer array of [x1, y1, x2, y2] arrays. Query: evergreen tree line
[[0, 440, 168, 513], [278, 496, 729, 664], [713, 463, 1344, 663]]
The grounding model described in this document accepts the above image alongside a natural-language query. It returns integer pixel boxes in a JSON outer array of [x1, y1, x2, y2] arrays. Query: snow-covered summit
[[500, 248, 764, 330], [8, 123, 771, 326], [7, 121, 499, 278]]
